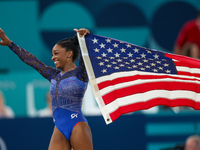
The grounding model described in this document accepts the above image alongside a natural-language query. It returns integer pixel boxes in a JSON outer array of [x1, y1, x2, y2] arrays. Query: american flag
[[78, 33, 200, 124]]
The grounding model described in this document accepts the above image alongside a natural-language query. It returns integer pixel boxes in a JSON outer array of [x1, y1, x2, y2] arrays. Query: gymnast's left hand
[[74, 28, 90, 37]]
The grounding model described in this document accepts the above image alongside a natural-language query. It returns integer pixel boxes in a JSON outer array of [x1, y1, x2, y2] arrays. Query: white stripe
[[96, 70, 200, 85], [177, 66, 200, 74], [99, 78, 200, 96], [102, 90, 200, 115]]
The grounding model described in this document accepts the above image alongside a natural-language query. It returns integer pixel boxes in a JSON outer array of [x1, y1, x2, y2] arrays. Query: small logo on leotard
[[71, 113, 78, 119]]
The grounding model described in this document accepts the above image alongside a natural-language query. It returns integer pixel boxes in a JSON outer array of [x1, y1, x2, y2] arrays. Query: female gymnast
[[0, 28, 93, 150]]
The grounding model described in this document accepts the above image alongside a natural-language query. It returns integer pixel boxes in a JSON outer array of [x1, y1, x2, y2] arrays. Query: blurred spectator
[[37, 92, 52, 117], [173, 9, 200, 59], [0, 90, 15, 118], [184, 135, 200, 150]]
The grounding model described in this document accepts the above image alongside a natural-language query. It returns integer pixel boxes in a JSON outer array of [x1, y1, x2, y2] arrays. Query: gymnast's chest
[[50, 76, 87, 96]]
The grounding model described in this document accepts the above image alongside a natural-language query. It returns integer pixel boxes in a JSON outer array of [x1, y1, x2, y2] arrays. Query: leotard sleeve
[[9, 42, 59, 81]]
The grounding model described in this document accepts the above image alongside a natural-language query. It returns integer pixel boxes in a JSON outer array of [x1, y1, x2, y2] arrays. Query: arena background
[[0, 0, 200, 149]]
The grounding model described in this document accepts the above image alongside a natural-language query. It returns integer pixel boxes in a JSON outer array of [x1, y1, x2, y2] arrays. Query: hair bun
[[70, 34, 79, 46]]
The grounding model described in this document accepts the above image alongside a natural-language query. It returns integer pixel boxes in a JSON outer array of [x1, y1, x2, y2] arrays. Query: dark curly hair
[[56, 34, 79, 62]]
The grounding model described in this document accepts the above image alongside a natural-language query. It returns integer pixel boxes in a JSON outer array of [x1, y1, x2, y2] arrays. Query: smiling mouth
[[54, 61, 59, 65]]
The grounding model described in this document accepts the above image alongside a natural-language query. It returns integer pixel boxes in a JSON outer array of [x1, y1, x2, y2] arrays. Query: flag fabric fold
[[77, 33, 200, 124]]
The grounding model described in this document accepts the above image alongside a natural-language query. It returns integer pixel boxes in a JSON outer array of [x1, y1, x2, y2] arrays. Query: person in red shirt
[[173, 10, 200, 59]]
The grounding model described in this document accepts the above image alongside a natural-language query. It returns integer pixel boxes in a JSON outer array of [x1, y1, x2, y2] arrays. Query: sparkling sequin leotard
[[9, 42, 88, 141]]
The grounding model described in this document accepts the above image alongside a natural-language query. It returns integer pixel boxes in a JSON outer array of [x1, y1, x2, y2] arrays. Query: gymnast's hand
[[0, 28, 12, 46], [74, 28, 90, 37]]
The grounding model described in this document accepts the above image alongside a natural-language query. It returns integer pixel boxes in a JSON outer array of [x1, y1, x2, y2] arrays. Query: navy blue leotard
[[9, 42, 88, 141]]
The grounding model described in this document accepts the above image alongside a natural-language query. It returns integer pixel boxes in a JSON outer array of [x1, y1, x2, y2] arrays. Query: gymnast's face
[[51, 44, 72, 69]]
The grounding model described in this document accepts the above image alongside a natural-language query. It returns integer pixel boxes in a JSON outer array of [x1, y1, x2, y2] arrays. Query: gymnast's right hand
[[0, 28, 12, 46]]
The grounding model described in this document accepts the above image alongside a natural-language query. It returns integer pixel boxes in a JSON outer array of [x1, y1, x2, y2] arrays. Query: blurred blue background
[[0, 0, 200, 149]]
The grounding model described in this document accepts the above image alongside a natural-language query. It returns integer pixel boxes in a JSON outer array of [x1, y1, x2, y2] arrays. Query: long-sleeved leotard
[[9, 41, 88, 140]]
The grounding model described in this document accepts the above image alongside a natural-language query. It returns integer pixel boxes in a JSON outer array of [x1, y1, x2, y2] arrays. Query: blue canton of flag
[[85, 34, 177, 78]]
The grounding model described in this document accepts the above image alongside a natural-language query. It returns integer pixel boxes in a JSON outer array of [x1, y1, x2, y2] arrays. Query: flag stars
[[105, 38, 111, 43], [114, 52, 120, 57], [101, 53, 107, 57], [117, 59, 122, 62], [153, 69, 158, 72], [140, 68, 145, 71], [126, 44, 131, 48], [143, 59, 148, 63], [92, 38, 98, 44], [130, 59, 135, 63], [146, 50, 152, 54], [113, 43, 119, 48], [99, 43, 106, 48], [153, 54, 159, 59], [114, 66, 119, 70], [163, 63, 169, 67], [158, 67, 163, 70], [102, 69, 107, 73], [120, 47, 126, 53], [96, 56, 102, 59], [112, 61, 117, 64], [166, 70, 171, 73], [120, 64, 125, 67], [145, 65, 150, 68], [151, 63, 156, 66], [104, 59, 109, 62], [107, 64, 112, 68], [137, 62, 143, 66], [127, 52, 133, 57], [140, 53, 146, 58], [133, 65, 137, 68], [94, 48, 100, 53], [133, 47, 139, 53], [98, 62, 104, 66], [107, 48, 113, 53]]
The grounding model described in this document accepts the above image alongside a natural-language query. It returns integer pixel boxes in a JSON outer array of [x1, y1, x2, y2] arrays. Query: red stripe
[[109, 98, 200, 122], [98, 74, 200, 90], [102, 81, 200, 105]]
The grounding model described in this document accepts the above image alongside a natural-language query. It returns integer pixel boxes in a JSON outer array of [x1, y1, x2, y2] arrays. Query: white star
[[113, 43, 119, 48], [92, 38, 98, 44], [127, 52, 133, 57], [126, 44, 131, 48], [127, 67, 132, 69], [101, 53, 107, 57], [120, 64, 125, 67], [163, 63, 169, 67], [96, 56, 102, 59], [151, 63, 156, 66], [94, 48, 100, 53], [110, 57, 115, 59], [114, 66, 119, 70], [143, 59, 148, 62], [123, 57, 128, 59], [104, 59, 109, 62], [140, 53, 146, 58], [107, 64, 112, 68], [156, 61, 161, 64], [137, 62, 143, 66], [125, 62, 130, 64], [98, 62, 104, 66], [153, 69, 158, 72], [140, 68, 145, 71], [102, 69, 107, 73], [145, 65, 150, 68], [117, 59, 122, 62], [114, 52, 120, 57], [105, 38, 111, 43], [153, 54, 159, 59], [158, 67, 163, 70], [107, 48, 113, 53], [133, 47, 139, 53], [130, 59, 135, 63], [146, 50, 151, 54], [133, 65, 137, 68], [166, 70, 171, 73], [120, 47, 126, 53], [112, 61, 117, 64], [99, 43, 105, 48]]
